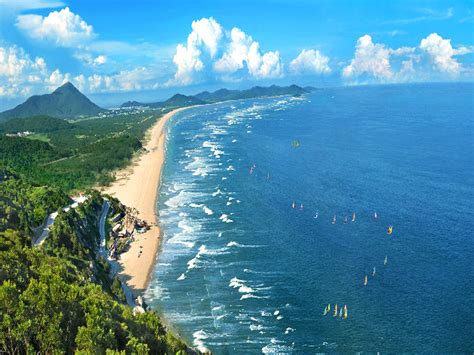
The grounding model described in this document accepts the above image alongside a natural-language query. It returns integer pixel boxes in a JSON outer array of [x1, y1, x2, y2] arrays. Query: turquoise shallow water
[[145, 83, 474, 353]]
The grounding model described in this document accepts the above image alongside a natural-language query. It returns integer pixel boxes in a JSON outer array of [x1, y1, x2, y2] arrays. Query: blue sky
[[0, 0, 473, 107]]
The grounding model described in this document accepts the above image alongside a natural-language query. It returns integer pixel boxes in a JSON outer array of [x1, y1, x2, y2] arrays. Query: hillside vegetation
[[0, 168, 191, 354]]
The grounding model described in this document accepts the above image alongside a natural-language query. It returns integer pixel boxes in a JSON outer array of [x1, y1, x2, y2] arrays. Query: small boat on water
[[384, 256, 388, 265], [300, 203, 304, 210], [339, 308, 343, 317], [333, 304, 338, 317], [292, 201, 296, 209], [343, 305, 348, 319], [344, 216, 348, 224], [332, 215, 336, 224], [323, 304, 330, 315], [372, 267, 376, 276], [314, 211, 319, 219], [374, 212, 378, 219], [352, 212, 356, 222], [364, 275, 368, 286], [387, 225, 393, 235]]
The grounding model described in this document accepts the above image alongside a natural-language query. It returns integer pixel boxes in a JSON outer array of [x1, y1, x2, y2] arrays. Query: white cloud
[[73, 52, 107, 67], [0, 45, 48, 97], [289, 49, 331, 74], [343, 35, 393, 79], [16, 7, 94, 47], [171, 17, 282, 85], [0, 44, 158, 98], [171, 17, 223, 85], [214, 27, 283, 79], [0, 0, 64, 10], [419, 33, 471, 75]]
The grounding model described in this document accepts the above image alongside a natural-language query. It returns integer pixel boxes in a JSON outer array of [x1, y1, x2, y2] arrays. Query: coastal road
[[33, 195, 88, 246]]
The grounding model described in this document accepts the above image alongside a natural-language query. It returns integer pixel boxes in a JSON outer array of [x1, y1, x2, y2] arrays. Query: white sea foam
[[226, 165, 235, 171], [165, 190, 202, 208], [249, 324, 264, 331], [192, 330, 210, 353], [189, 203, 214, 215], [240, 294, 269, 300], [212, 188, 224, 197], [227, 242, 263, 248], [285, 327, 295, 334], [177, 273, 186, 280], [219, 214, 233, 223]]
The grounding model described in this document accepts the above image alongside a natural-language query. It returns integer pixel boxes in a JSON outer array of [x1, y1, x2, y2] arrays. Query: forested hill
[[0, 82, 105, 121], [0, 167, 192, 353], [121, 84, 313, 108]]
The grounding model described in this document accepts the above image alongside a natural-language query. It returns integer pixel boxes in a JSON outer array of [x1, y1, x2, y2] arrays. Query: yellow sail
[[343, 305, 348, 319]]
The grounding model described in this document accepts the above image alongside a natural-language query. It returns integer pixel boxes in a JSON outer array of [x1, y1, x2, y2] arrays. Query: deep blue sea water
[[145, 83, 474, 353]]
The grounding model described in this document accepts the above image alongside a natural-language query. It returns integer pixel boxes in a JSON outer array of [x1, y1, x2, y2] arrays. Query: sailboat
[[300, 203, 304, 210], [387, 225, 393, 235], [344, 216, 348, 224], [332, 215, 336, 225], [364, 275, 368, 286], [333, 304, 338, 317], [323, 305, 328, 315], [384, 256, 388, 265], [374, 212, 378, 219], [314, 211, 319, 219], [352, 212, 356, 222], [292, 201, 296, 209], [339, 307, 343, 317], [343, 305, 348, 319], [372, 267, 376, 276]]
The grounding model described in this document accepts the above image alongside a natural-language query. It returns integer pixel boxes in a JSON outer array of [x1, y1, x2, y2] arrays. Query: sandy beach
[[105, 107, 190, 295]]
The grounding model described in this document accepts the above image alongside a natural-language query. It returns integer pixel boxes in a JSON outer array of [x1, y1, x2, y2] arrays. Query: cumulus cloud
[[16, 7, 94, 47], [214, 27, 283, 79], [0, 44, 158, 97], [73, 52, 107, 67], [0, 45, 48, 97], [289, 49, 331, 74], [171, 17, 223, 85], [419, 33, 471, 75], [343, 35, 393, 79], [170, 17, 282, 85]]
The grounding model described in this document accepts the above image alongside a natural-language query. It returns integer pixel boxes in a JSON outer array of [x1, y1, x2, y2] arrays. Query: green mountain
[[120, 84, 313, 108], [161, 93, 206, 107], [194, 84, 311, 102], [122, 94, 206, 109], [0, 82, 106, 121]]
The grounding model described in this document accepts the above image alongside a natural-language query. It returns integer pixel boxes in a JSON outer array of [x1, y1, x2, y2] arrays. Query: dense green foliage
[[0, 115, 75, 134], [0, 174, 191, 354], [0, 110, 159, 191], [0, 169, 70, 233]]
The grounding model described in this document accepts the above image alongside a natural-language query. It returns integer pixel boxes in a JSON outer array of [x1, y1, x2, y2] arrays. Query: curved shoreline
[[104, 106, 192, 295]]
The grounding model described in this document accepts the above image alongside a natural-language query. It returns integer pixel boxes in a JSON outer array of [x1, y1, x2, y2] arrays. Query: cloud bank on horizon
[[0, 0, 473, 98]]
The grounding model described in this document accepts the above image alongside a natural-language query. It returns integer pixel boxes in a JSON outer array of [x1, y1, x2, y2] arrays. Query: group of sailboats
[[323, 304, 348, 319], [363, 256, 388, 286], [292, 201, 304, 210]]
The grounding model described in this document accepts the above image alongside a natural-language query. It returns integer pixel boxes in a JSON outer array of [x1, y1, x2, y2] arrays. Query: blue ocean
[[145, 83, 474, 353]]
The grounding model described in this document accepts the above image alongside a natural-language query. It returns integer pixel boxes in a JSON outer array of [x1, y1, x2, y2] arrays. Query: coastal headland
[[105, 106, 191, 294]]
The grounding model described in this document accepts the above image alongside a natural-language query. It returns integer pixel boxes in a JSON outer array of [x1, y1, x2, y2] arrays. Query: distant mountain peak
[[54, 81, 80, 94], [0, 82, 105, 121]]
